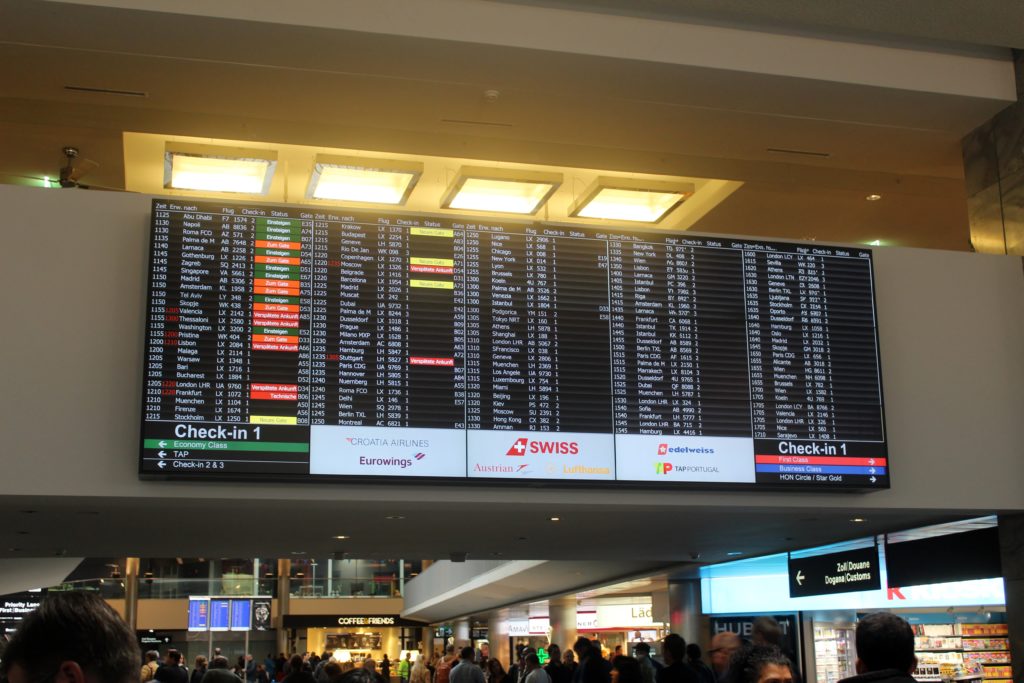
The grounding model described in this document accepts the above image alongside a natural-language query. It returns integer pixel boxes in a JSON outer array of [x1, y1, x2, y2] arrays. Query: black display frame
[[138, 197, 890, 492]]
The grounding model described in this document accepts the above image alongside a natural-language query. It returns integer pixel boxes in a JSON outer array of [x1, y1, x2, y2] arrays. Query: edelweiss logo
[[658, 443, 668, 455], [506, 438, 528, 456], [655, 462, 673, 475]]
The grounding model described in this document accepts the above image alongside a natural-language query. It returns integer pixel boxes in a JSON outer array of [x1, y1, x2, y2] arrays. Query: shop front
[[700, 518, 1011, 683], [282, 615, 426, 663]]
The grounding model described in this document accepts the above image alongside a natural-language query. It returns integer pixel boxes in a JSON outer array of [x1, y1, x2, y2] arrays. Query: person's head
[[854, 612, 916, 675], [291, 655, 306, 673], [146, 651, 160, 664], [562, 650, 575, 665], [0, 591, 140, 683], [610, 656, 642, 683], [572, 637, 591, 659], [634, 643, 650, 659], [168, 650, 183, 666], [661, 635, 686, 666], [195, 656, 209, 670], [215, 648, 223, 657], [686, 644, 702, 663], [525, 654, 542, 672], [460, 647, 475, 663], [325, 662, 343, 679], [383, 655, 390, 661], [709, 632, 742, 674], [363, 658, 378, 674], [548, 645, 561, 663], [405, 653, 412, 661], [751, 618, 783, 648], [446, 646, 456, 656], [212, 657, 231, 670], [487, 658, 506, 678], [613, 646, 622, 657], [725, 645, 793, 683]]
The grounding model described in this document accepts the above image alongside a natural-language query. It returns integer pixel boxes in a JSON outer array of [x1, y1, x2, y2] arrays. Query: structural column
[[453, 618, 471, 648], [667, 580, 701, 646], [488, 615, 510, 668], [998, 515, 1024, 683], [124, 557, 140, 630], [276, 559, 291, 655], [549, 598, 577, 653]]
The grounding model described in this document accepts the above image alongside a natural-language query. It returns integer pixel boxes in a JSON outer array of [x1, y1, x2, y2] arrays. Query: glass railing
[[48, 578, 126, 599], [289, 577, 400, 598]]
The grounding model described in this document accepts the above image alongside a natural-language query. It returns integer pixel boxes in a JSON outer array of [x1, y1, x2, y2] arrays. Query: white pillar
[[548, 599, 576, 653]]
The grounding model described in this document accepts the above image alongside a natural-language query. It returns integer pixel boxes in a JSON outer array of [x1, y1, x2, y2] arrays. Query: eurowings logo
[[506, 438, 580, 456], [414, 452, 426, 460], [655, 462, 673, 475]]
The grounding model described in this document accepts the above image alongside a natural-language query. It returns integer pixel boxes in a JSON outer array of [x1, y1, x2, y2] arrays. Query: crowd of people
[[0, 592, 921, 683]]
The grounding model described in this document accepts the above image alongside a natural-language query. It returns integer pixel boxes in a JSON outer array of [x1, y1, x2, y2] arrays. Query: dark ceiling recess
[[885, 526, 1002, 588], [64, 85, 148, 98]]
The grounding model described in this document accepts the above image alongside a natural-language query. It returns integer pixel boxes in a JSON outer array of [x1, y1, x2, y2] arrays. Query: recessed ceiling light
[[850, 517, 867, 523], [549, 517, 561, 522], [569, 177, 694, 223], [726, 551, 744, 556], [385, 515, 405, 520], [307, 155, 422, 205], [290, 551, 306, 555], [442, 166, 561, 215], [865, 194, 882, 201], [333, 535, 350, 540], [164, 142, 276, 195]]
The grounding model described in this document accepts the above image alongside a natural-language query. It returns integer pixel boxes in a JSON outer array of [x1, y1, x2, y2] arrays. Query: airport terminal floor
[[0, 2, 1023, 683]]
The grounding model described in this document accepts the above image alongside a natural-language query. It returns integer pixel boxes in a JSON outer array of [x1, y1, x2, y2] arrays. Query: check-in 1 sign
[[788, 546, 881, 598]]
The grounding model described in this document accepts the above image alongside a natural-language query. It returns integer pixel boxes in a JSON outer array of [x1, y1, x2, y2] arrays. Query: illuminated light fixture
[[441, 166, 562, 215], [570, 177, 695, 223], [307, 155, 422, 205], [866, 194, 882, 201], [333, 535, 350, 540], [164, 142, 276, 194], [549, 517, 561, 522], [868, 239, 882, 246], [850, 517, 867, 523]]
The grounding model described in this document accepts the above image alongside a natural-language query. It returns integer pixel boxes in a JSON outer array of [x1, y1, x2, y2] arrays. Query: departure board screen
[[141, 199, 888, 489]]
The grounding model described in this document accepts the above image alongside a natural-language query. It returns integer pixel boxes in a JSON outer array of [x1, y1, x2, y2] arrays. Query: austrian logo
[[655, 462, 673, 475], [505, 437, 580, 456]]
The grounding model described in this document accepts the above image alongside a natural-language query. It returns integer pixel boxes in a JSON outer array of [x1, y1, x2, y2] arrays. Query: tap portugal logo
[[506, 437, 580, 456], [655, 462, 673, 475]]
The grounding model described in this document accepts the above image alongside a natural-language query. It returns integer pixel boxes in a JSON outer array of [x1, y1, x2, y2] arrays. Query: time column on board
[[142, 203, 173, 423]]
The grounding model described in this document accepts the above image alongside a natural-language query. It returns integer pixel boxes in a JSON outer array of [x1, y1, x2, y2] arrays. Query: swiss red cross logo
[[506, 438, 528, 456]]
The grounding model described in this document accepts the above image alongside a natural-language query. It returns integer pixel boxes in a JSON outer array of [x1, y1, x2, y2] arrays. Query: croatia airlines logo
[[506, 438, 580, 456], [658, 443, 669, 455], [655, 462, 673, 475]]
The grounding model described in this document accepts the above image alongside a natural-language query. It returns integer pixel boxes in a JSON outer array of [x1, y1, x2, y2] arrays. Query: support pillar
[[998, 515, 1024, 683], [124, 557, 140, 631], [422, 627, 435, 657], [488, 615, 510, 668], [276, 559, 291, 656], [549, 598, 576, 653], [667, 580, 701, 646], [454, 618, 471, 648]]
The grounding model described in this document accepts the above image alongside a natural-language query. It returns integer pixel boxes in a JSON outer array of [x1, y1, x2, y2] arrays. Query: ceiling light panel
[[442, 166, 562, 215], [164, 143, 277, 195], [308, 155, 422, 205], [570, 177, 695, 223]]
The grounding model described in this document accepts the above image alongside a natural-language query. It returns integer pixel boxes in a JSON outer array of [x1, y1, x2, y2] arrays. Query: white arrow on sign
[[868, 458, 876, 465], [157, 461, 167, 469], [158, 451, 167, 458], [795, 570, 805, 586], [869, 467, 876, 474], [158, 440, 167, 448], [870, 476, 877, 483]]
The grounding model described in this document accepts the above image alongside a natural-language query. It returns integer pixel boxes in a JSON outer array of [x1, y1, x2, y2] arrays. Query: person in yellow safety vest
[[398, 653, 412, 683]]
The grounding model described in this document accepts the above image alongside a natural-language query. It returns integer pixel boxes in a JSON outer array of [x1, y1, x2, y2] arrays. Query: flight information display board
[[141, 199, 888, 488]]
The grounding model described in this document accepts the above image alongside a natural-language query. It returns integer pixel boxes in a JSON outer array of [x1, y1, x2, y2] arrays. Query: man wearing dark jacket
[[656, 635, 697, 683], [837, 613, 917, 683]]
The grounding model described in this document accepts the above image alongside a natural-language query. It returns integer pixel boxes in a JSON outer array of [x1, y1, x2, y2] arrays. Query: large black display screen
[[141, 199, 888, 488]]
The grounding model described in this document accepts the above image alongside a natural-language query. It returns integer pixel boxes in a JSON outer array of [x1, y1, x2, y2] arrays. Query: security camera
[[689, 552, 702, 560], [450, 552, 468, 563]]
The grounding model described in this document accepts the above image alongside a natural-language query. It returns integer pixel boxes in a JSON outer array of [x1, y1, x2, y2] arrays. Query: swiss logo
[[506, 438, 528, 456]]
